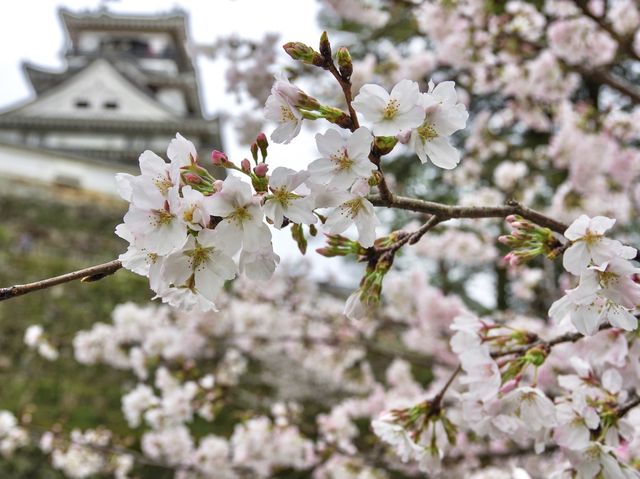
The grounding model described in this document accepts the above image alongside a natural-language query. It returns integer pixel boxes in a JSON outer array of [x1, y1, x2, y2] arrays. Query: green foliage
[[0, 194, 151, 476]]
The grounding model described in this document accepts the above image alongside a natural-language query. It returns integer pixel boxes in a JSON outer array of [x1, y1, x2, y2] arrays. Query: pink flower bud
[[241, 159, 251, 173], [499, 378, 519, 395], [183, 172, 202, 184], [211, 150, 228, 165], [396, 129, 412, 144], [256, 132, 268, 146], [253, 163, 269, 177], [505, 215, 517, 223], [497, 235, 511, 245], [505, 252, 520, 267]]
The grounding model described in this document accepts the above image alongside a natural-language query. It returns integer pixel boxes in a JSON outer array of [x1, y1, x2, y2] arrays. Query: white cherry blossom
[[324, 185, 380, 248], [352, 79, 424, 136], [563, 215, 636, 275], [308, 127, 376, 189], [162, 229, 238, 304], [122, 186, 187, 256], [550, 258, 640, 335], [264, 77, 304, 144], [206, 175, 271, 253], [371, 414, 421, 462], [263, 167, 316, 228], [409, 81, 469, 169]]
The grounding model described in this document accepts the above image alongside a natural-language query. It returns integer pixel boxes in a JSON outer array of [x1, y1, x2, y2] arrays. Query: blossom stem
[[430, 364, 462, 411], [0, 259, 122, 302]]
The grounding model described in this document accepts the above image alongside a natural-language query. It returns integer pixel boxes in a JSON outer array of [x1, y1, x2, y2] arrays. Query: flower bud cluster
[[499, 214, 562, 266]]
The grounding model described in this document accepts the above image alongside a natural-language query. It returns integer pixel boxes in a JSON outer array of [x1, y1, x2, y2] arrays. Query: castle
[[0, 8, 221, 199]]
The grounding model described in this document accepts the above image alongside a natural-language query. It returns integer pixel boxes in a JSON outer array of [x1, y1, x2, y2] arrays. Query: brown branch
[[430, 364, 462, 412], [368, 194, 569, 234], [572, 64, 640, 105], [491, 325, 613, 358], [616, 395, 640, 418], [326, 62, 360, 131], [0, 259, 122, 302]]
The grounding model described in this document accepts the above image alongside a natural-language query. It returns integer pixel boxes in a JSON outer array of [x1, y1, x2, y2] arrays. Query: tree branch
[[616, 395, 640, 418], [0, 260, 122, 302], [368, 194, 569, 234], [491, 325, 613, 358]]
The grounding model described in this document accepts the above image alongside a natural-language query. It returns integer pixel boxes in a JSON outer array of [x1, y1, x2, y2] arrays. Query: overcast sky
[[0, 0, 322, 109]]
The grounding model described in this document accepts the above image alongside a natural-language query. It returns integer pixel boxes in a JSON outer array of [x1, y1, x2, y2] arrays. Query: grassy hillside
[[0, 192, 153, 476]]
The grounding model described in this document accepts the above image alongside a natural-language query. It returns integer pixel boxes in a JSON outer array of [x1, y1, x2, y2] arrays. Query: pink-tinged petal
[[571, 304, 604, 335], [325, 206, 353, 234], [263, 200, 284, 229], [167, 132, 197, 166], [138, 150, 168, 177], [346, 127, 373, 160], [606, 305, 637, 331], [353, 84, 389, 110], [315, 129, 345, 158], [563, 241, 590, 274], [240, 247, 279, 281], [389, 79, 420, 111], [270, 120, 302, 144], [209, 251, 238, 281], [430, 81, 458, 106], [564, 214, 591, 240], [285, 199, 317, 225], [194, 269, 226, 302], [424, 136, 461, 169], [241, 222, 271, 253], [588, 216, 616, 235], [116, 173, 135, 202]]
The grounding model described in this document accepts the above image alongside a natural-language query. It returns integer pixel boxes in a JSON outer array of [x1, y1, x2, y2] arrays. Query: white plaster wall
[[156, 87, 186, 115], [0, 142, 135, 198], [17, 60, 175, 120]]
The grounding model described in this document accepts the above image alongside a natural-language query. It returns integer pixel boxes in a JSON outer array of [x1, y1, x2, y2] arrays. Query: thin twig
[[326, 63, 360, 131], [616, 395, 640, 418], [491, 325, 613, 358], [0, 259, 122, 302], [431, 364, 462, 411]]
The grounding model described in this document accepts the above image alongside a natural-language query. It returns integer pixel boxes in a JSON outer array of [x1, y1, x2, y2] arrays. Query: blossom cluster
[[549, 215, 640, 335]]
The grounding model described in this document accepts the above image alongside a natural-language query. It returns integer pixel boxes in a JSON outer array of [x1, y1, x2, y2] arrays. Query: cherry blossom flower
[[562, 215, 636, 275], [206, 176, 271, 253], [308, 127, 376, 189], [352, 79, 424, 136], [550, 258, 640, 335], [371, 414, 421, 462], [409, 80, 469, 169], [324, 187, 380, 248], [122, 186, 187, 256], [554, 398, 599, 451], [263, 167, 316, 228], [264, 77, 306, 144], [239, 245, 280, 281], [162, 229, 238, 304]]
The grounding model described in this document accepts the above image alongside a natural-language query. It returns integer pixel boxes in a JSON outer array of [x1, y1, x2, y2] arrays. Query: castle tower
[[0, 8, 221, 199]]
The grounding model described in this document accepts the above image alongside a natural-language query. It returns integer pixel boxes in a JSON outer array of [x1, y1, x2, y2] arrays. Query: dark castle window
[[103, 101, 118, 110], [75, 99, 90, 108]]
